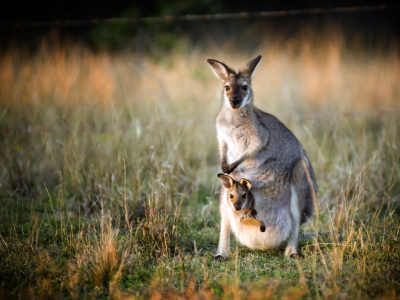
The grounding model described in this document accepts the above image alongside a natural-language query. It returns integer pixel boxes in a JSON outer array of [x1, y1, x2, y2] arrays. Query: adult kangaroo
[[207, 55, 317, 259]]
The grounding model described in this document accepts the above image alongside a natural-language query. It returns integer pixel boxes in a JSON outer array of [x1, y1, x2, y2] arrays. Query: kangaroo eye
[[230, 194, 233, 199], [225, 86, 230, 91], [243, 85, 248, 91], [242, 194, 246, 198]]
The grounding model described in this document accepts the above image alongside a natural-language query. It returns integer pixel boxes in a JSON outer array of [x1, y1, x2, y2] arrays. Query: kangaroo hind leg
[[284, 185, 303, 258], [285, 159, 316, 258]]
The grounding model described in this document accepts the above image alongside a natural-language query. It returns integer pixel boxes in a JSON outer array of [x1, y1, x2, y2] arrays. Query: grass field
[[0, 31, 400, 299]]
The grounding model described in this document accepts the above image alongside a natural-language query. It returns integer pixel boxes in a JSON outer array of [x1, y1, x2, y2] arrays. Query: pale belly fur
[[221, 187, 292, 249], [226, 144, 267, 182]]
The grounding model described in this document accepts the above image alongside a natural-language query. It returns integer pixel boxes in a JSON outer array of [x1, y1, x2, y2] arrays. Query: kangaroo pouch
[[230, 186, 292, 249]]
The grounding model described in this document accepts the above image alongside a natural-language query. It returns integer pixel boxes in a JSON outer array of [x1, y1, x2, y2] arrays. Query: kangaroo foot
[[290, 252, 304, 259], [214, 255, 227, 261], [285, 245, 304, 258]]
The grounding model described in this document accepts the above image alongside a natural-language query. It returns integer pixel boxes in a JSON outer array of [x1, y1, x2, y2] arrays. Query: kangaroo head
[[207, 55, 262, 109], [217, 173, 252, 211]]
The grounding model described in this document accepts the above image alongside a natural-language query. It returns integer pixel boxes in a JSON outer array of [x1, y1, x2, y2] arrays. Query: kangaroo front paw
[[226, 163, 239, 174], [259, 220, 266, 232]]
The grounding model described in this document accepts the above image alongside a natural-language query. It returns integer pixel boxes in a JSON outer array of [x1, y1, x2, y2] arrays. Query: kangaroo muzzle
[[230, 97, 241, 109], [234, 203, 242, 211]]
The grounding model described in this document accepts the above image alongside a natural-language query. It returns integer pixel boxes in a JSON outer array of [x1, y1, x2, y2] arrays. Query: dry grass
[[0, 28, 399, 299]]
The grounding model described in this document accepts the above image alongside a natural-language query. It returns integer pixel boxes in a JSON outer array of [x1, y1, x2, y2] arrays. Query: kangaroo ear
[[239, 178, 252, 190], [207, 59, 236, 80], [217, 173, 234, 189], [239, 55, 262, 80]]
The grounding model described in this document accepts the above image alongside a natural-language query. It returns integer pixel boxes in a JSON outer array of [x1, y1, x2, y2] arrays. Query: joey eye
[[230, 194, 233, 199], [242, 85, 248, 91], [225, 86, 230, 91], [242, 194, 246, 199]]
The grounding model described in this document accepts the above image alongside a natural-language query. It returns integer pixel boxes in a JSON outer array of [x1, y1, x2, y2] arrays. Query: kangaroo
[[207, 55, 317, 260], [217, 173, 266, 232]]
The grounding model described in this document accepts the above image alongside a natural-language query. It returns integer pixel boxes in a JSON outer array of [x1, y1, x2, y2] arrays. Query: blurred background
[[0, 0, 399, 216], [1, 0, 399, 110], [1, 0, 399, 216], [1, 1, 400, 298]]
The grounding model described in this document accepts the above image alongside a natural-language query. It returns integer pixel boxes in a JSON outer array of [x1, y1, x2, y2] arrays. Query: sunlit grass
[[0, 30, 399, 299]]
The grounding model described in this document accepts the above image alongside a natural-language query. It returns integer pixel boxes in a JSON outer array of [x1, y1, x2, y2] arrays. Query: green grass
[[0, 36, 400, 299]]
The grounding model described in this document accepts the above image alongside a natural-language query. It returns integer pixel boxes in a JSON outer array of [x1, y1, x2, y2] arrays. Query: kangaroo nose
[[230, 97, 240, 106]]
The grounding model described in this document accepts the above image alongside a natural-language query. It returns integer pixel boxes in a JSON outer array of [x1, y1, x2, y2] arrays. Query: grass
[[0, 29, 400, 299]]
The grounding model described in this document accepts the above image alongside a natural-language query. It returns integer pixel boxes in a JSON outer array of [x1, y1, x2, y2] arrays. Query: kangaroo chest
[[218, 121, 261, 162]]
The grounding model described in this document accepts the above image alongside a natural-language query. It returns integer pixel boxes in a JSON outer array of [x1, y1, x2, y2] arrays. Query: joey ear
[[239, 178, 252, 190], [238, 55, 262, 80], [217, 173, 234, 189], [207, 59, 236, 80]]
